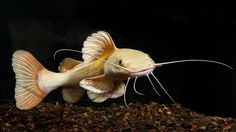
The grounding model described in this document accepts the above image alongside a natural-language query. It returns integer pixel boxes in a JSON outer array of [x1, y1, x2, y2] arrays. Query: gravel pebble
[[0, 102, 236, 131]]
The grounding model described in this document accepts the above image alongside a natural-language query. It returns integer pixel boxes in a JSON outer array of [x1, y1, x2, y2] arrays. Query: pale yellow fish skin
[[57, 30, 156, 89], [12, 30, 157, 109], [104, 48, 156, 80], [60, 47, 156, 86], [54, 47, 156, 103], [58, 59, 105, 86]]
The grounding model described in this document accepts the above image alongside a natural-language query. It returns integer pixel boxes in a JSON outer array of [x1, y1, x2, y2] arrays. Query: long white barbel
[[155, 59, 233, 69], [54, 49, 131, 71]]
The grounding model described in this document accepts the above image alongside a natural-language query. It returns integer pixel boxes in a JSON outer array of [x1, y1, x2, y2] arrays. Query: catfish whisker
[[155, 59, 233, 70], [124, 77, 132, 110], [133, 77, 145, 95], [54, 48, 131, 71], [146, 74, 161, 96], [151, 72, 176, 103]]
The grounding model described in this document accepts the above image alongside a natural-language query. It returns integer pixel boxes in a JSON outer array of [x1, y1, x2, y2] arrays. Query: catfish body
[[12, 31, 232, 110], [12, 31, 155, 110]]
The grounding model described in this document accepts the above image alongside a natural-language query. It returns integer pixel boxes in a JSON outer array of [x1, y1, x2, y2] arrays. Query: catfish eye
[[119, 60, 122, 66]]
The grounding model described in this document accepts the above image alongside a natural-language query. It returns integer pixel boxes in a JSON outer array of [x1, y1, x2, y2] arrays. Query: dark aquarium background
[[0, 1, 236, 117]]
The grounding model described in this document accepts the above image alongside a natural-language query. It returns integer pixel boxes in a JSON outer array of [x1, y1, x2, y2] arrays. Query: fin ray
[[82, 31, 116, 63], [87, 91, 111, 103], [110, 81, 125, 98], [86, 81, 125, 103], [12, 50, 48, 110], [80, 75, 113, 94], [62, 87, 85, 103]]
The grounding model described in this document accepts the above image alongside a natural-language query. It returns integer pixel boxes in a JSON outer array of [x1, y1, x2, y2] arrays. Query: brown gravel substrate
[[0, 102, 236, 131]]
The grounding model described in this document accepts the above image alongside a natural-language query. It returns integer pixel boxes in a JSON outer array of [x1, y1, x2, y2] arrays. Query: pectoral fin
[[86, 81, 125, 103], [110, 81, 125, 98], [80, 75, 125, 103], [80, 75, 113, 93]]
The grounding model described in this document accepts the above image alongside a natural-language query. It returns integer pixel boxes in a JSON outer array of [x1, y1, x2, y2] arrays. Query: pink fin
[[12, 50, 48, 110]]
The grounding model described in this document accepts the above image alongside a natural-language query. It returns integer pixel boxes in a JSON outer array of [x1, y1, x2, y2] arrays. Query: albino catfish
[[12, 31, 232, 110]]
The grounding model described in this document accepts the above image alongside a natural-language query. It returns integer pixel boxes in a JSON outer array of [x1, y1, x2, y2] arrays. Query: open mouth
[[129, 68, 154, 77]]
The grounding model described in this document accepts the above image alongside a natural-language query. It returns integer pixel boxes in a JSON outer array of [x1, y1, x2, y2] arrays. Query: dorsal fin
[[82, 31, 117, 63]]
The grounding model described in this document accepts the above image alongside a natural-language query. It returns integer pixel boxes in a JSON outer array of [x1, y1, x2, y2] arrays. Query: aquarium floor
[[0, 102, 236, 131]]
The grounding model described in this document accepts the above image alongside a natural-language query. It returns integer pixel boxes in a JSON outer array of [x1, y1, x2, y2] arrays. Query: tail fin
[[12, 50, 48, 110]]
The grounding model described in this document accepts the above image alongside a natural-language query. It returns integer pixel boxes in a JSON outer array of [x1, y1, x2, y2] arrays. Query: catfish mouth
[[129, 68, 154, 77]]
